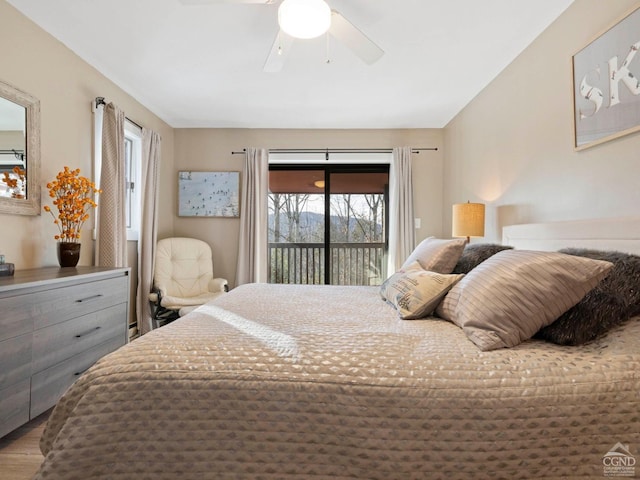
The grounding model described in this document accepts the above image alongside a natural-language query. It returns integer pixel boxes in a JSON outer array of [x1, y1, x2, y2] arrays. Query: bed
[[34, 219, 640, 479]]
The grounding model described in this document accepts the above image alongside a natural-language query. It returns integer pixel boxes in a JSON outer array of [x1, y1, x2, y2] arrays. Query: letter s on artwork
[[579, 68, 604, 119]]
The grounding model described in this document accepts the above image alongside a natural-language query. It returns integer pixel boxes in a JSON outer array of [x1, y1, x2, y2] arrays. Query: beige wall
[[444, 0, 640, 243], [1, 0, 442, 322], [0, 0, 174, 270], [10, 0, 627, 317], [173, 128, 443, 287], [0, 0, 174, 328]]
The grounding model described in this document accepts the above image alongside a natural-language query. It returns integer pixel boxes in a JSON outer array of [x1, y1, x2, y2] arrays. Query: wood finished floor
[[0, 412, 48, 480]]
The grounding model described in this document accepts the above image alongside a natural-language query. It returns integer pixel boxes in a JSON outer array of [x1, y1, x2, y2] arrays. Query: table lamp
[[452, 201, 485, 243]]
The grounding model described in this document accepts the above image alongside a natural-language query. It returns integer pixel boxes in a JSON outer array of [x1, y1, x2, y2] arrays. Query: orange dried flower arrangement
[[44, 166, 101, 242]]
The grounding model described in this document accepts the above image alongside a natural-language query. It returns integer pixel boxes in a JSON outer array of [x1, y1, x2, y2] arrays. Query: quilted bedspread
[[36, 283, 640, 479]]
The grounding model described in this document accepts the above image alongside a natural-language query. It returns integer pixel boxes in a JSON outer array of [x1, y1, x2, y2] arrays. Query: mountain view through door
[[268, 166, 389, 285]]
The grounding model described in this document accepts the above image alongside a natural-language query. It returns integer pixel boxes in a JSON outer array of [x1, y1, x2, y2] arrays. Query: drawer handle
[[75, 294, 104, 303], [75, 326, 101, 338]]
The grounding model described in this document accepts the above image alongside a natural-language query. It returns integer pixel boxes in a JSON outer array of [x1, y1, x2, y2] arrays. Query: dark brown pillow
[[452, 243, 514, 274], [535, 248, 640, 345]]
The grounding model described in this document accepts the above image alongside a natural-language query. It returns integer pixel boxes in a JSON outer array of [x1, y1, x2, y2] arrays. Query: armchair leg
[[151, 303, 180, 328]]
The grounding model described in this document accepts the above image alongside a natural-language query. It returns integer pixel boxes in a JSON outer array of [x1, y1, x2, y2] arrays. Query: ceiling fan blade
[[179, 0, 275, 5], [263, 31, 294, 73], [328, 10, 384, 65]]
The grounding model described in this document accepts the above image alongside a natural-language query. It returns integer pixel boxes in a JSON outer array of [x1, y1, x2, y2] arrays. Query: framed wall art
[[178, 171, 240, 217], [573, 6, 640, 150]]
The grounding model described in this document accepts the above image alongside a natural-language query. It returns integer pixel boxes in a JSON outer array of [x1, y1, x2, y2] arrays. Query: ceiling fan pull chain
[[325, 32, 331, 64]]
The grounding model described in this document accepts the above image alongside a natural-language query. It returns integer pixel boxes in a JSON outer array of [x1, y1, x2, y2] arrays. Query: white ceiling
[[7, 0, 574, 129]]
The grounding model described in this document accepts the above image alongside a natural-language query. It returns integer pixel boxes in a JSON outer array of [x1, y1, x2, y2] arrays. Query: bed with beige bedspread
[[35, 282, 640, 479]]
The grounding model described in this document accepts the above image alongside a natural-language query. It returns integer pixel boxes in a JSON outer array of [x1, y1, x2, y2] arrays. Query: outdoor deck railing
[[268, 242, 387, 286]]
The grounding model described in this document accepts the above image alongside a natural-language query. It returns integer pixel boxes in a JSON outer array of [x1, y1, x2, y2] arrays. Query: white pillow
[[436, 250, 613, 351], [381, 262, 464, 319], [402, 237, 467, 273]]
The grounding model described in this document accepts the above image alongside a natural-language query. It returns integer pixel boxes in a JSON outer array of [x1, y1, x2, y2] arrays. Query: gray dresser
[[0, 266, 130, 438]]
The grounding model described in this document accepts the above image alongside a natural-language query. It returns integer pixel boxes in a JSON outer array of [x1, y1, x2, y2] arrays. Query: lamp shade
[[278, 0, 332, 39], [452, 202, 485, 240]]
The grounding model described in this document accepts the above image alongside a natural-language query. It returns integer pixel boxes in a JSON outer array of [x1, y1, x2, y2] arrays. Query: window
[[93, 116, 142, 241], [123, 121, 142, 240], [268, 158, 390, 286]]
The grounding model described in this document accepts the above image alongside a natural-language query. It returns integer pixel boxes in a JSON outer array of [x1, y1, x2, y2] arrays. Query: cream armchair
[[149, 237, 228, 327]]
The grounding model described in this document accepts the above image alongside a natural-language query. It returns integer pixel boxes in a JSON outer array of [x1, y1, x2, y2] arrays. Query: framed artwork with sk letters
[[573, 6, 640, 150]]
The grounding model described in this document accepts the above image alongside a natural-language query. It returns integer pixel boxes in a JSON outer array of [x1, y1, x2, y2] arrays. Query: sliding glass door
[[268, 165, 389, 285], [268, 168, 325, 284]]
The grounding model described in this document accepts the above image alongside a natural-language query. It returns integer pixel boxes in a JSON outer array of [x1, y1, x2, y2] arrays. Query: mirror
[[0, 79, 40, 215]]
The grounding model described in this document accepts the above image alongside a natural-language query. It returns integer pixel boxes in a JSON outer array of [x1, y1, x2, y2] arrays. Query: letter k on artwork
[[579, 40, 640, 119]]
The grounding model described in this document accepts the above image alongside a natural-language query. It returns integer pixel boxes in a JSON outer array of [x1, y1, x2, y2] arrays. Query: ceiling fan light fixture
[[278, 0, 331, 39]]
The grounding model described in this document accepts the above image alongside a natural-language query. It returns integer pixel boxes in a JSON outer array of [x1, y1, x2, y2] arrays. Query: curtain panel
[[136, 129, 161, 335], [236, 147, 269, 285], [97, 102, 127, 268], [388, 146, 415, 275]]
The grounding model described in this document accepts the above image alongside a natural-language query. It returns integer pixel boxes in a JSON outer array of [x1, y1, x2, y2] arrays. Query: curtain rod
[[95, 97, 143, 130], [0, 149, 25, 161], [231, 147, 438, 156]]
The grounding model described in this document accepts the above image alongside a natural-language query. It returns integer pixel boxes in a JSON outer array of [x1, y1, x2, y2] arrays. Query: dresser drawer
[[32, 303, 127, 374], [0, 379, 30, 439], [0, 333, 32, 390], [0, 303, 33, 342], [30, 335, 124, 418], [0, 275, 128, 332]]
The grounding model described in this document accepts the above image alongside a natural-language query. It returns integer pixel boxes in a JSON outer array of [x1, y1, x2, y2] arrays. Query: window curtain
[[96, 102, 127, 268], [136, 129, 161, 335], [387, 146, 415, 275], [236, 147, 269, 285]]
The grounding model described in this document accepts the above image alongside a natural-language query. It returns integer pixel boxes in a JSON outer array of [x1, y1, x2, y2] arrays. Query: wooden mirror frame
[[0, 79, 40, 216]]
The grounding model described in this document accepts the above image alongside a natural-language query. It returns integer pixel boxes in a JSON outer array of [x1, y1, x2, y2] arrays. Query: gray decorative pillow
[[381, 262, 464, 319], [402, 237, 467, 274], [535, 249, 640, 345], [436, 250, 614, 351], [452, 243, 514, 274]]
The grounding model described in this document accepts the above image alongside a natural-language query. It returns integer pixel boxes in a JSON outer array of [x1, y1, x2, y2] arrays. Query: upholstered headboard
[[502, 217, 640, 255]]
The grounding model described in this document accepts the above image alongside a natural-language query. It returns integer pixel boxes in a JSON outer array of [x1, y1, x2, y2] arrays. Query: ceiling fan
[[179, 0, 385, 72]]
